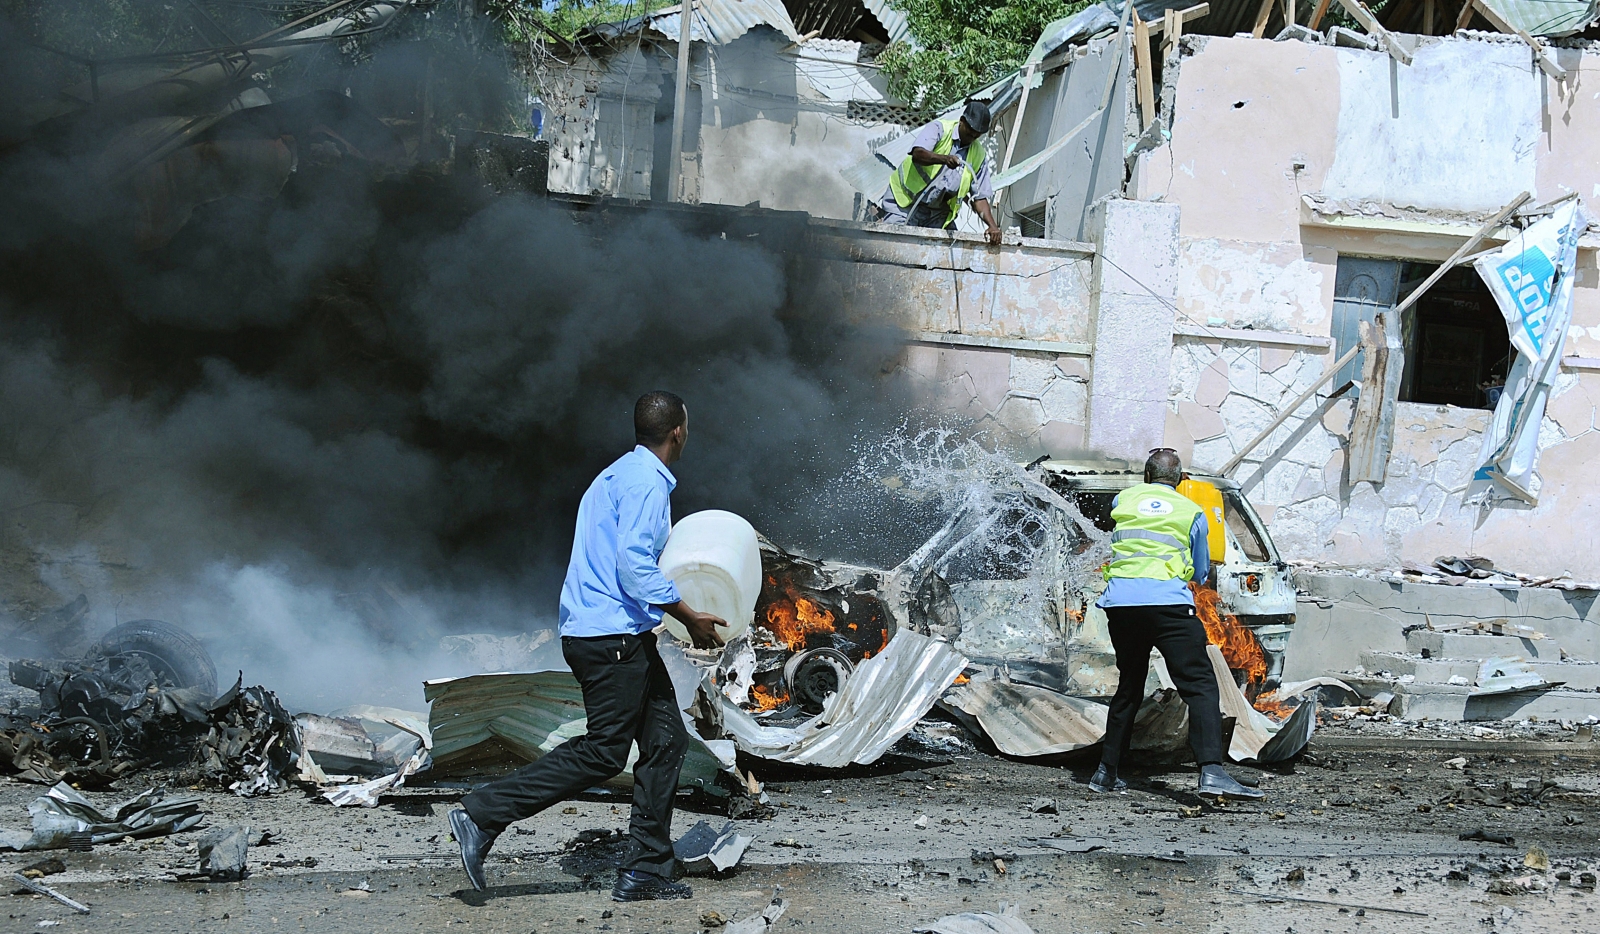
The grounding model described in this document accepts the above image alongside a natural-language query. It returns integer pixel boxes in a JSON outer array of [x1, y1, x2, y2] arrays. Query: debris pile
[[4, 617, 305, 795]]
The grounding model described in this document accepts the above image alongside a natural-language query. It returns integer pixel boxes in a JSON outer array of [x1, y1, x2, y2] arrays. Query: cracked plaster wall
[[1144, 34, 1600, 578]]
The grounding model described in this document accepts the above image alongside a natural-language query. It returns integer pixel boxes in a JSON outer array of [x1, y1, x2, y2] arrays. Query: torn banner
[[1472, 199, 1590, 503]]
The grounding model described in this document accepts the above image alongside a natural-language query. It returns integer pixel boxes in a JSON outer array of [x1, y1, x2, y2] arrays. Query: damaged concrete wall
[[1000, 34, 1135, 242], [539, 30, 898, 217], [1133, 31, 1600, 578], [797, 220, 1095, 454]]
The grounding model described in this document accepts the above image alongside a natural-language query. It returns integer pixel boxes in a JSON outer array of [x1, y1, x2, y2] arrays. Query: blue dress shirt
[[1095, 488, 1211, 609], [558, 446, 683, 638]]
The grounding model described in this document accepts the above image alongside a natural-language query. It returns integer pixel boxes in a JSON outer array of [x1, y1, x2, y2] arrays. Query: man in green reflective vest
[[877, 100, 1003, 245], [1089, 449, 1264, 801]]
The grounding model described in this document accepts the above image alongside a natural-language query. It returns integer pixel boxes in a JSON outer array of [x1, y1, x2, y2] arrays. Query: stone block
[[1359, 650, 1478, 682], [1178, 400, 1227, 442], [1405, 630, 1560, 661], [1040, 419, 1085, 457]]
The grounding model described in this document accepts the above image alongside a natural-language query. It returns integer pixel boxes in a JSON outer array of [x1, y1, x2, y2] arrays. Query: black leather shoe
[[449, 808, 497, 892], [1197, 764, 1265, 800], [1088, 764, 1127, 793], [612, 869, 693, 902]]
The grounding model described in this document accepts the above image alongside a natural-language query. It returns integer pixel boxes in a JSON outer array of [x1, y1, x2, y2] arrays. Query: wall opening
[[1331, 254, 1507, 411], [1014, 202, 1048, 239]]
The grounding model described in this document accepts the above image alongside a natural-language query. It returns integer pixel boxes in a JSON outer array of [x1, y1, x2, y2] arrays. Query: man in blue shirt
[[450, 391, 728, 901], [1089, 449, 1263, 802]]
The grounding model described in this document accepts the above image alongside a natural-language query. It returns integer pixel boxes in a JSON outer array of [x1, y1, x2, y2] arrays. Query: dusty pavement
[[1, 723, 1598, 934]]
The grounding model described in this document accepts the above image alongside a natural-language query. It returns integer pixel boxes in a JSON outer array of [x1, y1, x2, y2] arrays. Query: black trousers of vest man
[[1100, 603, 1225, 769]]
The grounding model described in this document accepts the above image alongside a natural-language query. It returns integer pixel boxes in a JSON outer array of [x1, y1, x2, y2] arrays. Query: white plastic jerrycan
[[658, 509, 760, 645]]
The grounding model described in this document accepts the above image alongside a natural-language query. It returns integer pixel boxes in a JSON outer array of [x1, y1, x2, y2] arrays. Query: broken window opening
[[1221, 490, 1271, 563], [1014, 202, 1048, 240], [1331, 254, 1508, 412], [1396, 262, 1510, 410]]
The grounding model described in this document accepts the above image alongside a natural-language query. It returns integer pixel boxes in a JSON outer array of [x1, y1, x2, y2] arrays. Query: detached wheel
[[92, 620, 218, 698]]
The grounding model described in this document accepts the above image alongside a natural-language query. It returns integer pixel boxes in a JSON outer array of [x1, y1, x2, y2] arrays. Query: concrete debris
[[195, 825, 255, 881], [0, 782, 204, 851], [1027, 797, 1057, 814], [914, 902, 1036, 934], [723, 893, 787, 934], [673, 819, 752, 875], [700, 631, 966, 768], [1474, 658, 1555, 695], [1523, 844, 1551, 872]]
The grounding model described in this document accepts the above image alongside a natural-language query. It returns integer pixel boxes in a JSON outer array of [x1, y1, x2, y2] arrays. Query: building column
[[1084, 199, 1181, 461]]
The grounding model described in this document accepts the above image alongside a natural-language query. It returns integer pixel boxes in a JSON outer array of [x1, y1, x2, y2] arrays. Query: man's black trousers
[[1099, 604, 1225, 770], [461, 630, 688, 876]]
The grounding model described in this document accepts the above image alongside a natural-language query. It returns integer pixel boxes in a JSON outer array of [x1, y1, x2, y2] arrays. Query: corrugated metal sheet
[[861, 0, 913, 45], [707, 630, 967, 767], [593, 0, 801, 45], [942, 679, 1107, 756], [423, 669, 733, 790]]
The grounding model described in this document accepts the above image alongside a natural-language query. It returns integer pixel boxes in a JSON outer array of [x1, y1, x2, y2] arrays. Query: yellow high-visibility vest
[[1104, 482, 1204, 583], [888, 118, 988, 228]]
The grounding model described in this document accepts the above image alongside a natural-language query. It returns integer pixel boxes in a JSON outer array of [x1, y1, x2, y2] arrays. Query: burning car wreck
[[638, 447, 1321, 778]]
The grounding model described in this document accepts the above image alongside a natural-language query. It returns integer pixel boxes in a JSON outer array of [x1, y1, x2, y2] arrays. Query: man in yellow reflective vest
[[1089, 449, 1265, 801], [877, 100, 1003, 245]]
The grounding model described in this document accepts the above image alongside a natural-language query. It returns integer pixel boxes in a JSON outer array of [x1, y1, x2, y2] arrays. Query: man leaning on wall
[[874, 99, 1004, 246]]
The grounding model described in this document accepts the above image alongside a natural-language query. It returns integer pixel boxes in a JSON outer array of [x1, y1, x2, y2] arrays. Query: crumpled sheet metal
[[941, 680, 1106, 757], [322, 716, 433, 808], [1206, 646, 1316, 765], [705, 631, 967, 768], [941, 680, 1189, 758], [915, 903, 1036, 934], [424, 668, 733, 791], [0, 782, 205, 851]]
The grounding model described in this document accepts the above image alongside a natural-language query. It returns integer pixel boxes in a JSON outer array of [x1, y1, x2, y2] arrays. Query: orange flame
[[1190, 584, 1284, 717], [762, 577, 838, 651], [751, 682, 789, 711], [953, 673, 970, 685]]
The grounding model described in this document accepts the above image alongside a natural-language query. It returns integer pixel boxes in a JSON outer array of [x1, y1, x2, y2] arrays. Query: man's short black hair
[[635, 391, 687, 446], [1145, 449, 1183, 486]]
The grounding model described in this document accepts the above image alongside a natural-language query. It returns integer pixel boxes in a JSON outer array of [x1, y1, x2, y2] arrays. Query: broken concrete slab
[[1392, 683, 1600, 721], [1406, 630, 1558, 662], [1360, 652, 1600, 690]]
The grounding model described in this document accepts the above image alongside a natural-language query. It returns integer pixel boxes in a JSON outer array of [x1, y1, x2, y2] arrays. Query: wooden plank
[[1285, 0, 1297, 27], [1220, 191, 1530, 476], [999, 62, 1035, 173], [1457, 0, 1478, 28], [1468, 0, 1566, 81], [1308, 0, 1333, 28], [1148, 2, 1209, 35], [1335, 0, 1413, 65], [1133, 10, 1155, 130], [1423, 0, 1435, 33], [1163, 7, 1184, 54], [1347, 313, 1405, 482], [1252, 0, 1276, 37]]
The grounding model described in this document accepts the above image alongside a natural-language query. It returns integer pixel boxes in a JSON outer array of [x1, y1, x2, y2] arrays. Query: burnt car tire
[[91, 620, 219, 698]]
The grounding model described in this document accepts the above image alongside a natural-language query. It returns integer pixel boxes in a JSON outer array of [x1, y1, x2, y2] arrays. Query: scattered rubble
[[914, 902, 1036, 934]]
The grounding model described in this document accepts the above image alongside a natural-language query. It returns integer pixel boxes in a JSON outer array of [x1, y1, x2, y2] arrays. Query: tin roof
[[588, 0, 801, 45]]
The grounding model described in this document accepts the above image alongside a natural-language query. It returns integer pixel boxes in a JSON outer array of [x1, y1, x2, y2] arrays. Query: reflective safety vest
[[1104, 482, 1203, 583], [888, 118, 988, 228]]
